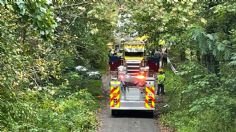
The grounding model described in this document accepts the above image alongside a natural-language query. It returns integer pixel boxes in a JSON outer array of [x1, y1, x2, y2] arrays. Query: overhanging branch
[[55, 2, 90, 10]]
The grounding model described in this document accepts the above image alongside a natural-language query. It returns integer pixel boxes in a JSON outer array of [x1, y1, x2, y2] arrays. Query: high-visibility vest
[[157, 74, 165, 84]]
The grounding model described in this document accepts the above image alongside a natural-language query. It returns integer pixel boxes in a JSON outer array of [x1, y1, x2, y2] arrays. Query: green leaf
[[224, 50, 231, 60], [217, 42, 225, 51], [0, 0, 7, 5], [228, 61, 236, 66], [206, 34, 214, 41], [212, 49, 217, 56], [45, 0, 52, 5]]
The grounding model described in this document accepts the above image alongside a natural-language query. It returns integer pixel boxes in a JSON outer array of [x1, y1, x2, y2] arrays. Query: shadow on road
[[111, 110, 154, 118]]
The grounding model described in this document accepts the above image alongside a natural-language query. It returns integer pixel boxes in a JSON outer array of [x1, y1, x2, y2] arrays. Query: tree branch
[[55, 2, 90, 10]]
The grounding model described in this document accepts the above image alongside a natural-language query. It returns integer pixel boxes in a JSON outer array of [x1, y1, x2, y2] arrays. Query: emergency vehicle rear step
[[111, 101, 155, 110], [127, 65, 140, 68]]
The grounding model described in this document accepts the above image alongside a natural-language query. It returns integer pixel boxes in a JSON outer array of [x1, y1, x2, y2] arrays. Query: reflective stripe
[[124, 56, 144, 61], [110, 85, 121, 108], [144, 86, 155, 109], [124, 45, 144, 49]]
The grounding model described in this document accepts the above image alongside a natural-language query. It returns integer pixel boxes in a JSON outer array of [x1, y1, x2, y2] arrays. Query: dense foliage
[[118, 0, 236, 131], [0, 0, 116, 131]]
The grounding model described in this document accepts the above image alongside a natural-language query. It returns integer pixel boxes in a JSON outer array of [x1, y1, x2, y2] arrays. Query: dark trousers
[[157, 84, 165, 95]]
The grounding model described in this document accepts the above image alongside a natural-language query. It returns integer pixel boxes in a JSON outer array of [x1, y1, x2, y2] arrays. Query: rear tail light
[[136, 75, 145, 80], [119, 75, 124, 79], [119, 74, 125, 81]]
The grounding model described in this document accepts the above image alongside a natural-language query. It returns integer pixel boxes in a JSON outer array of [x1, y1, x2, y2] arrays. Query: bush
[[0, 88, 99, 132], [160, 62, 236, 132]]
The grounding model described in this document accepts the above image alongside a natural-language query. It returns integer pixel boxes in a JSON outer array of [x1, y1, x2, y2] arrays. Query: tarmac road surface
[[99, 107, 159, 132]]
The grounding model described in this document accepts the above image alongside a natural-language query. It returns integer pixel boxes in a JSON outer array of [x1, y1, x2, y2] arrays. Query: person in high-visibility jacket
[[156, 69, 165, 95]]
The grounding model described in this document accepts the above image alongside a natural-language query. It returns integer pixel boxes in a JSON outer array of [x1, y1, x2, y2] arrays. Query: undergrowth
[[160, 62, 236, 132], [0, 72, 103, 132]]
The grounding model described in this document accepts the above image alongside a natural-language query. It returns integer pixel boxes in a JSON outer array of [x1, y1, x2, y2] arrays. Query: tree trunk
[[202, 53, 220, 75], [180, 48, 186, 62]]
